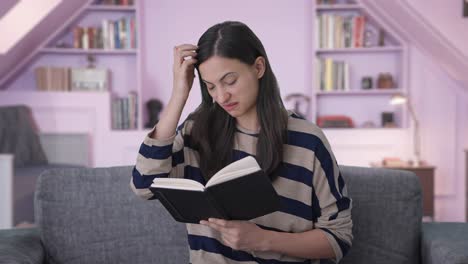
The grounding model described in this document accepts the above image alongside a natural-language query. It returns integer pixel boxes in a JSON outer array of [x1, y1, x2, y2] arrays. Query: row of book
[[112, 92, 138, 130], [73, 17, 137, 50], [315, 58, 350, 91], [35, 66, 109, 92], [315, 14, 365, 49], [96, 0, 134, 6]]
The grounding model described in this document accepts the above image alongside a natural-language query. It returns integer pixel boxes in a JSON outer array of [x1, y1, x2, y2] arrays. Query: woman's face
[[198, 56, 265, 119]]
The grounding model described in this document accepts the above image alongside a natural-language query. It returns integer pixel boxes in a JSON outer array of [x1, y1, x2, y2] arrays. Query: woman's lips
[[222, 102, 238, 111]]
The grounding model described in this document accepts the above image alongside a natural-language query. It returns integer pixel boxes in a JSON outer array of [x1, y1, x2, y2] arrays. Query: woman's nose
[[217, 89, 231, 103]]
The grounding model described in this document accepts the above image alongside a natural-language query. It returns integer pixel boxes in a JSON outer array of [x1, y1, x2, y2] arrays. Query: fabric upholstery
[[339, 166, 422, 264], [421, 222, 468, 264], [35, 166, 188, 264], [0, 105, 48, 167], [0, 227, 44, 264]]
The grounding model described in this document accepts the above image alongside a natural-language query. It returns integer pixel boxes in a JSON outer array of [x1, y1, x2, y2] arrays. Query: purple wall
[[407, 0, 468, 59], [0, 0, 88, 88], [140, 0, 314, 121]]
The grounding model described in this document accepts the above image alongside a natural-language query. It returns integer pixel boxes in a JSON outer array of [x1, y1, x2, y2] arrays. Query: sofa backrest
[[35, 165, 422, 264], [35, 166, 188, 264], [339, 165, 422, 264]]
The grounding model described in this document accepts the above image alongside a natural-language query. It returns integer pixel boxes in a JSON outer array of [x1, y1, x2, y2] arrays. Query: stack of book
[[315, 58, 350, 91], [112, 92, 138, 130], [315, 14, 365, 49], [35, 66, 109, 92], [72, 17, 137, 50]]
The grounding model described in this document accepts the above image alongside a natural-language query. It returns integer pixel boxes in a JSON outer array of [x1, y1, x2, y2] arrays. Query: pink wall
[[140, 0, 314, 122], [406, 0, 468, 59]]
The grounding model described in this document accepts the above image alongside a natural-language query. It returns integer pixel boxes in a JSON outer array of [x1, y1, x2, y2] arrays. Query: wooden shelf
[[40, 48, 137, 55], [316, 89, 403, 96], [316, 4, 362, 11], [316, 47, 403, 54], [86, 5, 136, 12]]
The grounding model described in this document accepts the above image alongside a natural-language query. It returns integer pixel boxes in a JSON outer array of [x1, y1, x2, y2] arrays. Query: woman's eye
[[227, 80, 237, 85]]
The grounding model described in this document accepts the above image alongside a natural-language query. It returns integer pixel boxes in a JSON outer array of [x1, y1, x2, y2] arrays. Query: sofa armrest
[[0, 227, 44, 264], [421, 222, 468, 264]]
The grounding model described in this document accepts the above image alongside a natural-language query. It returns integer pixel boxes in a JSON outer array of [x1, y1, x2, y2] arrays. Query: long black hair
[[191, 21, 288, 181]]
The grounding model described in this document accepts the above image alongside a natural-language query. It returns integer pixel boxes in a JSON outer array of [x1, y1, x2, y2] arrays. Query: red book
[[353, 16, 365, 48]]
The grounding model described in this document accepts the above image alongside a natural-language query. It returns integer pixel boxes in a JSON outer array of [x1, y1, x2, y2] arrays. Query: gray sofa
[[1, 166, 468, 264]]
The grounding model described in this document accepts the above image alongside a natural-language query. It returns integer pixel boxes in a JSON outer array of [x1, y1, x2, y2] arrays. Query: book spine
[[205, 189, 229, 220]]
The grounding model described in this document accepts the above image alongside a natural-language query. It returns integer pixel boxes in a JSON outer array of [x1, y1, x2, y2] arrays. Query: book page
[[206, 156, 261, 188], [151, 178, 205, 192]]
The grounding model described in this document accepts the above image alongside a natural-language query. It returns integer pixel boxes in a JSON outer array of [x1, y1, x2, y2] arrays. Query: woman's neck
[[236, 111, 260, 132]]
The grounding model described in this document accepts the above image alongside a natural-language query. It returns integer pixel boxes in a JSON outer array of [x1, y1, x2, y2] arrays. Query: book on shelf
[[316, 58, 350, 91], [111, 91, 138, 130], [316, 14, 366, 49], [71, 17, 136, 50], [150, 156, 280, 224], [35, 66, 71, 91]]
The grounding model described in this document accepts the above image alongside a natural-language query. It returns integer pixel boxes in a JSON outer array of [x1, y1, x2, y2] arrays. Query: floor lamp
[[390, 93, 421, 166]]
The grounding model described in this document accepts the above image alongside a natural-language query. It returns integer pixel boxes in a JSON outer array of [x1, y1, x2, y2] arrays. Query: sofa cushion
[[0, 105, 48, 167], [339, 166, 422, 264], [35, 166, 189, 264], [421, 222, 468, 264]]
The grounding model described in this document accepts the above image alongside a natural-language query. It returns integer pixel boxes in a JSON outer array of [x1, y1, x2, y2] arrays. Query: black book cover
[[150, 169, 280, 224]]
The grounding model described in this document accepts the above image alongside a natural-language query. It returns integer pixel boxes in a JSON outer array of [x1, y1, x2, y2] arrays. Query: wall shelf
[[316, 4, 362, 11], [316, 89, 403, 96], [316, 46, 402, 54], [86, 5, 136, 12], [40, 48, 137, 55]]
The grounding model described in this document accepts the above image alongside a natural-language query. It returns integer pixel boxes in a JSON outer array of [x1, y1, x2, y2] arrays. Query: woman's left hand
[[200, 218, 270, 252]]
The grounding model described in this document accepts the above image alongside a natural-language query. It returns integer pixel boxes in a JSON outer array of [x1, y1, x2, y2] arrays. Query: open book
[[150, 156, 280, 224]]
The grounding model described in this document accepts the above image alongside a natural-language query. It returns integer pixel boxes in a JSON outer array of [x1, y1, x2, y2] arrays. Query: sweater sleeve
[[311, 130, 353, 263], [130, 120, 189, 200]]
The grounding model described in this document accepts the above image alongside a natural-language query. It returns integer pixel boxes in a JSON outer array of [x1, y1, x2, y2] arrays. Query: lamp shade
[[390, 93, 407, 105]]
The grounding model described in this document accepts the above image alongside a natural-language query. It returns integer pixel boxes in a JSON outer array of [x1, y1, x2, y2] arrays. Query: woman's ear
[[254, 56, 266, 79]]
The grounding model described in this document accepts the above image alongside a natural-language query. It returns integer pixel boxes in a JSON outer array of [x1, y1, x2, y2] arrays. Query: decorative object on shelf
[[378, 29, 385, 46], [381, 157, 408, 167], [284, 93, 311, 119], [361, 76, 373, 89], [87, 54, 96, 68], [390, 93, 422, 166], [55, 41, 71, 49], [381, 112, 396, 127], [377, 72, 396, 89], [145, 98, 163, 129], [464, 0, 468, 17], [71, 68, 109, 92], [317, 115, 354, 128], [363, 29, 376, 47]]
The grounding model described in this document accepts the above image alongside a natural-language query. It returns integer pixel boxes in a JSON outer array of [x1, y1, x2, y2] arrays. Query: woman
[[131, 21, 352, 263]]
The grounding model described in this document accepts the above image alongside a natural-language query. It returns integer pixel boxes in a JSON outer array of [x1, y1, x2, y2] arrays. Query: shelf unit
[[311, 0, 409, 129], [29, 0, 143, 131]]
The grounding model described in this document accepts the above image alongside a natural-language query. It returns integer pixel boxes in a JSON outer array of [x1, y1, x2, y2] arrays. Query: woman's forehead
[[199, 56, 245, 82]]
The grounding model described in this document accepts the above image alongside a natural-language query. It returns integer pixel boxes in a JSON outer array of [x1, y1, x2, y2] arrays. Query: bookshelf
[[312, 0, 409, 129], [31, 0, 142, 131]]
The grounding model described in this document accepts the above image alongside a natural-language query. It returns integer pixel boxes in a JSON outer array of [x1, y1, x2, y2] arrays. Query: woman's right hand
[[172, 44, 198, 100]]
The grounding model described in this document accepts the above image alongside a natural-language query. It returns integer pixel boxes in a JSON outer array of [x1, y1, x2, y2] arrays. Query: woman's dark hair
[[191, 21, 288, 181]]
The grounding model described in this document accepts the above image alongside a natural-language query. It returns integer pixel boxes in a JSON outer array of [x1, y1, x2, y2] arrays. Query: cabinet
[[312, 0, 409, 129], [30, 0, 142, 131]]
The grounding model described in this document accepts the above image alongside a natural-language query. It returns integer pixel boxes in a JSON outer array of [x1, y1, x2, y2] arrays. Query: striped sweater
[[131, 111, 353, 264]]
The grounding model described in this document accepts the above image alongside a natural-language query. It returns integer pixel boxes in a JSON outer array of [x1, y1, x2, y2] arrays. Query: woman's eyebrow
[[202, 72, 237, 84]]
